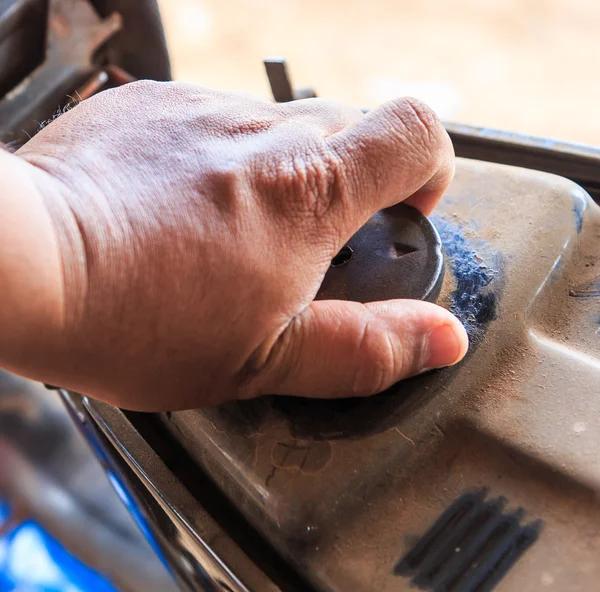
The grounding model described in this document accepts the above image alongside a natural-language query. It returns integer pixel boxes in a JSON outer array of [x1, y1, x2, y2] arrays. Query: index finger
[[326, 97, 455, 221]]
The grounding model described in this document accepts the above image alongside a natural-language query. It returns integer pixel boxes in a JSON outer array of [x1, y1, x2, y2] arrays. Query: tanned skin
[[1, 82, 468, 410]]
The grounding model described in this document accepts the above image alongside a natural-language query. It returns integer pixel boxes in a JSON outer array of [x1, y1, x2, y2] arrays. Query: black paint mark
[[394, 491, 542, 592]]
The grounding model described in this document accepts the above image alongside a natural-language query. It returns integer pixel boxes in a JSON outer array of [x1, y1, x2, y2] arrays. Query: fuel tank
[[145, 157, 600, 592]]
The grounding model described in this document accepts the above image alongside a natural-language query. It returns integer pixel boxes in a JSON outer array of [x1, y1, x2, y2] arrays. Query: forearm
[[0, 148, 64, 378]]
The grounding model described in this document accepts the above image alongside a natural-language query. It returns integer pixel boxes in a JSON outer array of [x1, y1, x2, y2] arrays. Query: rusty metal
[[75, 69, 109, 100], [0, 0, 121, 144], [76, 64, 135, 100], [105, 63, 135, 85], [317, 203, 445, 303], [90, 0, 170, 82]]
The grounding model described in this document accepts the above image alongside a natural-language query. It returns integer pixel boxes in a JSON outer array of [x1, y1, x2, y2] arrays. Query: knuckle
[[204, 161, 248, 212], [351, 316, 401, 396], [259, 142, 342, 220], [304, 148, 343, 219], [400, 97, 440, 137], [384, 97, 447, 159], [286, 97, 363, 127]]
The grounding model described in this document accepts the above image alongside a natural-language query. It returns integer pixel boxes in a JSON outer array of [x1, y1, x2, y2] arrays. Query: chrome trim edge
[[62, 392, 279, 592]]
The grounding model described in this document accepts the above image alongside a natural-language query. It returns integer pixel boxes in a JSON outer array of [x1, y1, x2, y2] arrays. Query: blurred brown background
[[158, 0, 600, 145]]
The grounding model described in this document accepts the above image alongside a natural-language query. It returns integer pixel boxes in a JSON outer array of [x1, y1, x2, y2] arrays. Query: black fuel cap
[[316, 203, 444, 303]]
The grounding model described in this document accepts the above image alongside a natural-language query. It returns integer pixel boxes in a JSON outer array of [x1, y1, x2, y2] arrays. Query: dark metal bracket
[[263, 58, 316, 103]]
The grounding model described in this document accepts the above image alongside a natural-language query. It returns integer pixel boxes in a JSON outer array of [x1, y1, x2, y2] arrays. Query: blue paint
[[433, 216, 498, 336], [77, 419, 172, 578], [106, 471, 168, 569], [0, 500, 118, 592], [572, 191, 588, 234], [0, 502, 10, 528]]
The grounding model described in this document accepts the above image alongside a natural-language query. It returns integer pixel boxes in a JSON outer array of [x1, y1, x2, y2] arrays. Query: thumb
[[250, 299, 468, 399]]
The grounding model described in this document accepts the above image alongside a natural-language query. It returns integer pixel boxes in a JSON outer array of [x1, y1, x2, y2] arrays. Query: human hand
[[15, 81, 467, 410]]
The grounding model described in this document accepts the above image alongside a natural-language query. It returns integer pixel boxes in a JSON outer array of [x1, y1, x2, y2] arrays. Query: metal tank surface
[[78, 156, 600, 592], [151, 158, 600, 592]]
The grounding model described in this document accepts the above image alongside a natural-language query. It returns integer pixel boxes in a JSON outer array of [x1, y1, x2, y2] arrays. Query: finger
[[278, 97, 364, 137], [402, 153, 455, 216], [248, 299, 468, 399], [326, 97, 454, 223]]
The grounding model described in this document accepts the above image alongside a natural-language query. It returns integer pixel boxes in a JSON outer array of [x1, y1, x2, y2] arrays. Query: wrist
[[0, 149, 67, 377]]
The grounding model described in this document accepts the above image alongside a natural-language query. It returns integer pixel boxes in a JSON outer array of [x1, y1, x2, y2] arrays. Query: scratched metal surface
[[164, 158, 600, 592]]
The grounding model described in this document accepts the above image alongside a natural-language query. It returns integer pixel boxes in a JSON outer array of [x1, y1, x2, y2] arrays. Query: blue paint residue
[[572, 190, 588, 234], [433, 216, 498, 336], [0, 500, 118, 592]]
